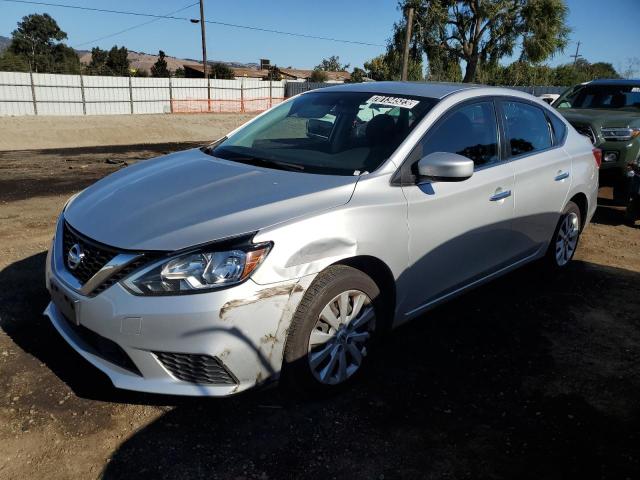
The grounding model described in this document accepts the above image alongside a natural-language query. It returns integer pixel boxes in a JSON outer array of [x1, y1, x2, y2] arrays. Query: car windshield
[[209, 91, 436, 175], [554, 84, 640, 110]]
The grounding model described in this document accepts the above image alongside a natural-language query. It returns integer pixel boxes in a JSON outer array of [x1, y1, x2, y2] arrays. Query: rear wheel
[[545, 201, 582, 268], [281, 265, 380, 393]]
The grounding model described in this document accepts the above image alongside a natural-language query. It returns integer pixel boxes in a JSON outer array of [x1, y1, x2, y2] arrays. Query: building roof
[[279, 68, 351, 81], [314, 81, 482, 99]]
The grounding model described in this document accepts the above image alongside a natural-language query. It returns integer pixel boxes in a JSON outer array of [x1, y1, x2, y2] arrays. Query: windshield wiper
[[222, 154, 305, 172]]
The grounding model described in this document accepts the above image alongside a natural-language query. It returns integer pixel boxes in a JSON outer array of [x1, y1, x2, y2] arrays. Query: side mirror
[[417, 152, 474, 183]]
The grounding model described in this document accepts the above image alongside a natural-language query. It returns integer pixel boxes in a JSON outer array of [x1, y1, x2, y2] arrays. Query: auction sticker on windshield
[[367, 95, 420, 109]]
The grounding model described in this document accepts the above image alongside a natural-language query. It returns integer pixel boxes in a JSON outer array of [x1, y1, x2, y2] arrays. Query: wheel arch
[[568, 191, 588, 229], [332, 255, 397, 329]]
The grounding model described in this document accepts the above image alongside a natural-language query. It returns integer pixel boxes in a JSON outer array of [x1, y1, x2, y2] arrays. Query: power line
[[74, 3, 198, 48], [1, 0, 384, 47]]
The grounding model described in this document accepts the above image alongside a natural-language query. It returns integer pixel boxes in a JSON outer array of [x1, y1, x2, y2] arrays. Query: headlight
[[123, 243, 271, 295], [601, 127, 640, 141]]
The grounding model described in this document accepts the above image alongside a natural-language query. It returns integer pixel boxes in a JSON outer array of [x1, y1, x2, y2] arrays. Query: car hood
[[64, 148, 359, 251], [559, 108, 640, 128]]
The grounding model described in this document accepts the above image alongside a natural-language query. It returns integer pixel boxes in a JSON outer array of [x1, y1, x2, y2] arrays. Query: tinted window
[[547, 112, 567, 145], [413, 101, 499, 168], [502, 101, 552, 156]]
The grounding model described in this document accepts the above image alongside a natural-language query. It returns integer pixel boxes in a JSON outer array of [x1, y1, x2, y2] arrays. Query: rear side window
[[547, 111, 567, 145], [412, 101, 499, 168], [502, 101, 552, 157]]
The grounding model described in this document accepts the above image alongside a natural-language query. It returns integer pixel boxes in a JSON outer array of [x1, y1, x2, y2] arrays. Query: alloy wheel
[[555, 212, 580, 266], [307, 290, 376, 385]]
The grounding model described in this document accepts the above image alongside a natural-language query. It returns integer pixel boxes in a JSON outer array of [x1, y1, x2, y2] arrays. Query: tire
[[281, 265, 382, 394], [625, 196, 640, 227], [544, 201, 582, 269]]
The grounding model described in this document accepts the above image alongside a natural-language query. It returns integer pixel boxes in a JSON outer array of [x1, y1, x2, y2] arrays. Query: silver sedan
[[45, 82, 599, 396]]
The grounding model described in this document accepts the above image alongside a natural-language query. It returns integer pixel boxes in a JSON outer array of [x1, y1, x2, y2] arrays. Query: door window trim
[[391, 95, 504, 185], [496, 97, 567, 161]]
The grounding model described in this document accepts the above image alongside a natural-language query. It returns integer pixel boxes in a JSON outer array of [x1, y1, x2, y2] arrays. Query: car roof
[[587, 78, 640, 87], [309, 81, 483, 99]]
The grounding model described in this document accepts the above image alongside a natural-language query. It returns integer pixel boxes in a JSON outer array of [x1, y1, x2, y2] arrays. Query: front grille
[[571, 123, 597, 145], [60, 312, 141, 375], [62, 222, 118, 284], [154, 352, 238, 385]]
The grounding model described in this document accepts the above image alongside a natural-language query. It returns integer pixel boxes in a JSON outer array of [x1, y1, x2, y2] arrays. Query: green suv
[[553, 79, 640, 201]]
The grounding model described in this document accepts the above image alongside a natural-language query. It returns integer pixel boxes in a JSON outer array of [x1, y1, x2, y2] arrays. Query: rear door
[[498, 99, 572, 258]]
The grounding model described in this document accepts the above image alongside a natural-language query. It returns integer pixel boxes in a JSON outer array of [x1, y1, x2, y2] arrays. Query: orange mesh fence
[[171, 97, 285, 114]]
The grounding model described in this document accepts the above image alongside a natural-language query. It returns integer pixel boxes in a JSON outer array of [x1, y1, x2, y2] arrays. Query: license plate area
[[50, 280, 80, 325]]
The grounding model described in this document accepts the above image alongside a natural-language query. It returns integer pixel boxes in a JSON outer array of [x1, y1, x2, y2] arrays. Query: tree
[[315, 55, 350, 72], [552, 58, 619, 85], [173, 67, 185, 78], [0, 50, 30, 72], [309, 69, 329, 82], [151, 50, 170, 77], [105, 45, 130, 76], [8, 13, 79, 73], [134, 68, 149, 77], [349, 67, 367, 83], [87, 46, 109, 74], [208, 62, 234, 79], [85, 45, 130, 76], [621, 57, 640, 80], [393, 0, 570, 83], [363, 55, 392, 81]]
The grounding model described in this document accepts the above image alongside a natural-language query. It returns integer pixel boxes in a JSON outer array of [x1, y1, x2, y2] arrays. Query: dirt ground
[[1, 131, 639, 479]]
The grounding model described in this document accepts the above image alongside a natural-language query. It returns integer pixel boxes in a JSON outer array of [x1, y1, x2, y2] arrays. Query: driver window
[[412, 101, 499, 168]]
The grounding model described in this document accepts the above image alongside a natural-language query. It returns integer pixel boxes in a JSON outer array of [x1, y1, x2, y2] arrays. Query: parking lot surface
[[1, 141, 639, 479]]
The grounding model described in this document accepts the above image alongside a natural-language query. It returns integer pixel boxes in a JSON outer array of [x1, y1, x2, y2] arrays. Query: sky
[[0, 0, 638, 72]]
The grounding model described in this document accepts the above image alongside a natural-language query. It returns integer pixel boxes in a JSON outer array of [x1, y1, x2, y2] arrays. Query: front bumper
[[44, 230, 312, 397]]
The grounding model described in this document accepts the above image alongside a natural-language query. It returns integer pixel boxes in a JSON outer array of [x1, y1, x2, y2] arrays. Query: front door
[[399, 100, 517, 317]]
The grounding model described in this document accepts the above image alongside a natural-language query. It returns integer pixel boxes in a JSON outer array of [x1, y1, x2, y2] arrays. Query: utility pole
[[401, 6, 414, 81], [571, 41, 582, 66], [199, 0, 210, 111], [199, 0, 208, 79]]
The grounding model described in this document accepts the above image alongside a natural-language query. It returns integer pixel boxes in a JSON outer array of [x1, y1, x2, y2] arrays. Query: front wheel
[[545, 201, 582, 268], [281, 265, 381, 393]]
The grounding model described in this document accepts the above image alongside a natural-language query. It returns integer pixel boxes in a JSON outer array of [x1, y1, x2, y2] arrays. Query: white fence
[[0, 71, 286, 116]]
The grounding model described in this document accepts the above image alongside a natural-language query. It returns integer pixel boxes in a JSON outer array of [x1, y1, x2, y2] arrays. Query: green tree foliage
[[348, 67, 367, 83], [0, 50, 30, 72], [362, 52, 423, 81], [5, 13, 79, 73], [551, 59, 619, 85], [209, 62, 234, 79], [173, 67, 185, 78], [315, 55, 350, 72], [86, 45, 130, 76], [309, 69, 329, 82], [151, 50, 170, 77], [134, 68, 149, 77], [394, 0, 570, 83], [106, 45, 130, 76]]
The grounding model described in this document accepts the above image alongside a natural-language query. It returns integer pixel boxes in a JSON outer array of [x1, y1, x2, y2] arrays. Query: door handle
[[555, 171, 570, 181], [490, 189, 512, 201]]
